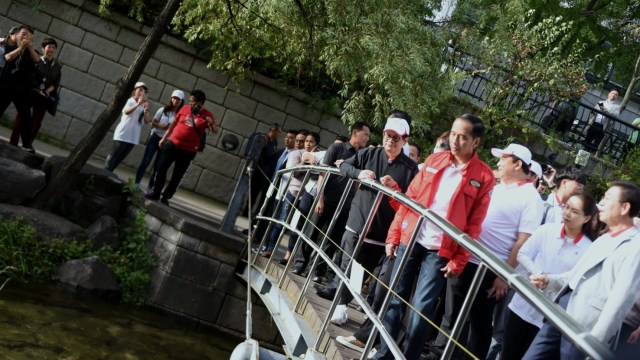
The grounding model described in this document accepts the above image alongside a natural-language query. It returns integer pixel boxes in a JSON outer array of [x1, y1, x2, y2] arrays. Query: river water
[[0, 283, 237, 359]]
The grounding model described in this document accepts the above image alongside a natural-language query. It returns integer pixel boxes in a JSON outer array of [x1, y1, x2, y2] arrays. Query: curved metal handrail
[[248, 164, 614, 360]]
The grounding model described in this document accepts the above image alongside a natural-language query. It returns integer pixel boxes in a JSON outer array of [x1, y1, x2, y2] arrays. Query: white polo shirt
[[415, 163, 463, 250], [543, 192, 564, 225], [470, 180, 544, 265], [509, 223, 592, 328]]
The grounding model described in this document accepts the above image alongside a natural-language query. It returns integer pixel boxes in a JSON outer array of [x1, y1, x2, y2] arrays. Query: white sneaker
[[367, 347, 377, 359], [330, 304, 349, 325], [336, 335, 364, 352]]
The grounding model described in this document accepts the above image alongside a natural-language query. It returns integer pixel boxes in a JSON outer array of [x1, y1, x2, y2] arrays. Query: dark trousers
[[500, 310, 539, 360], [523, 291, 583, 360], [152, 140, 196, 200], [248, 167, 271, 226], [295, 199, 351, 273], [0, 88, 33, 147], [135, 132, 163, 189], [584, 122, 604, 151], [11, 94, 47, 146], [430, 262, 498, 360], [615, 323, 640, 359], [286, 191, 314, 253], [354, 256, 395, 343], [325, 230, 386, 306], [105, 140, 135, 172]]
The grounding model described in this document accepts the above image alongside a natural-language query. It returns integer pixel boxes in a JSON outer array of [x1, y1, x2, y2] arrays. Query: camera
[[541, 163, 552, 175], [598, 101, 604, 107], [191, 104, 201, 115]]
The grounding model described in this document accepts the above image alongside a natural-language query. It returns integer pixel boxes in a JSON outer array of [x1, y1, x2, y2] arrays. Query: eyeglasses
[[383, 132, 403, 143]]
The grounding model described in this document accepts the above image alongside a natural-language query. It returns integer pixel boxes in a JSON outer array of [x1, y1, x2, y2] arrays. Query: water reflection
[[0, 283, 236, 359]]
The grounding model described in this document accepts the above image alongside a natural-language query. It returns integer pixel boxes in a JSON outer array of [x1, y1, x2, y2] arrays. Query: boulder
[[0, 204, 85, 242], [57, 256, 119, 291], [0, 158, 46, 204], [86, 215, 120, 249], [0, 140, 45, 170]]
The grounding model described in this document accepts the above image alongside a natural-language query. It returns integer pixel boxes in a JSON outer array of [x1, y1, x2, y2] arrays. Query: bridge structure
[[233, 164, 615, 360]]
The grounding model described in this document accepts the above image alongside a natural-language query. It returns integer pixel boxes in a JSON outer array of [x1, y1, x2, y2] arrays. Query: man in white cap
[[315, 110, 418, 325], [105, 81, 152, 172], [428, 143, 544, 360]]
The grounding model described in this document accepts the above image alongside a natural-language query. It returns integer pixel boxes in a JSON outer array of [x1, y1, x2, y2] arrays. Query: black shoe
[[22, 145, 35, 154], [292, 267, 306, 276], [278, 258, 288, 265], [144, 192, 160, 201], [312, 275, 323, 283], [313, 283, 325, 291], [160, 197, 169, 206], [316, 287, 336, 301]]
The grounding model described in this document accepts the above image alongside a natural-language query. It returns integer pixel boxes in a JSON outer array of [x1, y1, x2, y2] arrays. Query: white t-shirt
[[150, 107, 176, 138], [114, 98, 145, 144], [470, 180, 544, 264], [415, 164, 463, 250], [543, 192, 564, 225], [509, 223, 592, 328]]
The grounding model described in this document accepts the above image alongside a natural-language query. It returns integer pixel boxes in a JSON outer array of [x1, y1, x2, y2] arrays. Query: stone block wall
[[144, 202, 281, 344], [0, 0, 347, 204]]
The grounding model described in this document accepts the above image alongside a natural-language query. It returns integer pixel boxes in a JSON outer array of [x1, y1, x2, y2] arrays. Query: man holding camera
[[145, 89, 217, 206], [584, 89, 621, 152]]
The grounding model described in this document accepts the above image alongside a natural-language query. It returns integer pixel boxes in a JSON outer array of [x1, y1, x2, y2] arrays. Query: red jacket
[[386, 151, 494, 274]]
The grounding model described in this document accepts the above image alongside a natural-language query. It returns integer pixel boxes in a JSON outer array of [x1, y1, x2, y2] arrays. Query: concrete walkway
[[0, 125, 249, 234]]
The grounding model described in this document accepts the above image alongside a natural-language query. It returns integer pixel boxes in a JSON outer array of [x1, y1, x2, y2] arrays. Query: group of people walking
[[248, 111, 640, 360]]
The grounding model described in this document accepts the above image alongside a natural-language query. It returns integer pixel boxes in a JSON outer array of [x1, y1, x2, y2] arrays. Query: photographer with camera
[[145, 89, 217, 206]]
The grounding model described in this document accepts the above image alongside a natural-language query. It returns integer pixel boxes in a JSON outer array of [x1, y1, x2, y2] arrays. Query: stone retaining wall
[[0, 0, 347, 204], [144, 201, 280, 345]]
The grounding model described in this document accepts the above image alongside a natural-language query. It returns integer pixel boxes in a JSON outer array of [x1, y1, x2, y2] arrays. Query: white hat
[[530, 160, 542, 177], [384, 117, 410, 137], [491, 143, 532, 165], [134, 81, 148, 90], [171, 89, 185, 100]]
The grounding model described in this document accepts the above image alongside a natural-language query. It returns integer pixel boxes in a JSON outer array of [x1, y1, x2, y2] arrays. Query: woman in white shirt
[[104, 82, 151, 172], [501, 192, 597, 360], [134, 89, 184, 192]]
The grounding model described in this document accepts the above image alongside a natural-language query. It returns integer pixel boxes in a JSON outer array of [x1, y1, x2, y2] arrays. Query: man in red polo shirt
[[145, 89, 218, 205]]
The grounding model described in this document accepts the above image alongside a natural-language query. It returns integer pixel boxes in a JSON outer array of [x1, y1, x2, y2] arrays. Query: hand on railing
[[530, 273, 549, 290], [358, 170, 376, 180], [380, 175, 398, 189]]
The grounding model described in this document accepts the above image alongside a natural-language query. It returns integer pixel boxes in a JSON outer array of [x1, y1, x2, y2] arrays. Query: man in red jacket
[[372, 114, 495, 360]]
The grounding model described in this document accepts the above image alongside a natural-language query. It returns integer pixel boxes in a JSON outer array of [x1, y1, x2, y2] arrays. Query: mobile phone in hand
[[141, 92, 149, 102]]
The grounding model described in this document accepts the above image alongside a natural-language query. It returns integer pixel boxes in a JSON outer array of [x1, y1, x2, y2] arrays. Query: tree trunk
[[619, 53, 640, 112], [32, 0, 184, 210]]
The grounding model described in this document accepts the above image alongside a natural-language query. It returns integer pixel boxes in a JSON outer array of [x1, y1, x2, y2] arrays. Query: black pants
[[152, 140, 196, 200], [431, 262, 498, 360], [500, 310, 539, 360], [105, 140, 135, 172], [354, 256, 395, 343], [0, 88, 33, 147], [295, 199, 351, 272], [584, 122, 604, 151]]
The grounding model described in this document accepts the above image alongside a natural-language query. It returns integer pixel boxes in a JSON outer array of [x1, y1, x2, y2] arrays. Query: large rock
[[86, 215, 120, 249], [0, 204, 85, 242], [43, 155, 127, 224], [0, 158, 46, 204], [57, 256, 119, 291]]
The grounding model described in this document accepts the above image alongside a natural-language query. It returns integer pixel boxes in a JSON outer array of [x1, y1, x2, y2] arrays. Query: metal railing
[[449, 47, 639, 163], [237, 164, 614, 360]]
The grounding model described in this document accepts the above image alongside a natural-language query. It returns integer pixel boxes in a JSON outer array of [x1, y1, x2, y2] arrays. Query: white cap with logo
[[171, 89, 185, 100], [491, 143, 532, 165], [384, 117, 410, 137]]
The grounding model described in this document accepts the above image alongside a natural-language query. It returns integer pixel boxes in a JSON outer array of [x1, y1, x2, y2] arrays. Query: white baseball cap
[[171, 89, 184, 100], [491, 143, 532, 165], [134, 81, 148, 90], [530, 160, 542, 177], [384, 117, 410, 137]]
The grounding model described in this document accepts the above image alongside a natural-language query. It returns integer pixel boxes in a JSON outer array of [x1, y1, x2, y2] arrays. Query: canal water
[[0, 282, 237, 359]]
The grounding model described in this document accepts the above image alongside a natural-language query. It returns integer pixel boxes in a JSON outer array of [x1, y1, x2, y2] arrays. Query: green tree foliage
[[172, 0, 453, 132]]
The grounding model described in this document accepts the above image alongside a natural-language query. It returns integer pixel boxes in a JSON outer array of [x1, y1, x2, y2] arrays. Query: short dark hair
[[389, 110, 412, 128], [191, 89, 206, 104], [307, 131, 321, 144], [335, 135, 349, 142], [556, 166, 587, 186], [41, 37, 58, 48], [457, 113, 484, 138], [351, 121, 369, 134], [286, 129, 299, 135], [298, 129, 309, 136], [511, 155, 530, 175], [16, 25, 34, 35], [270, 122, 281, 131], [611, 180, 640, 218], [409, 142, 422, 156]]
